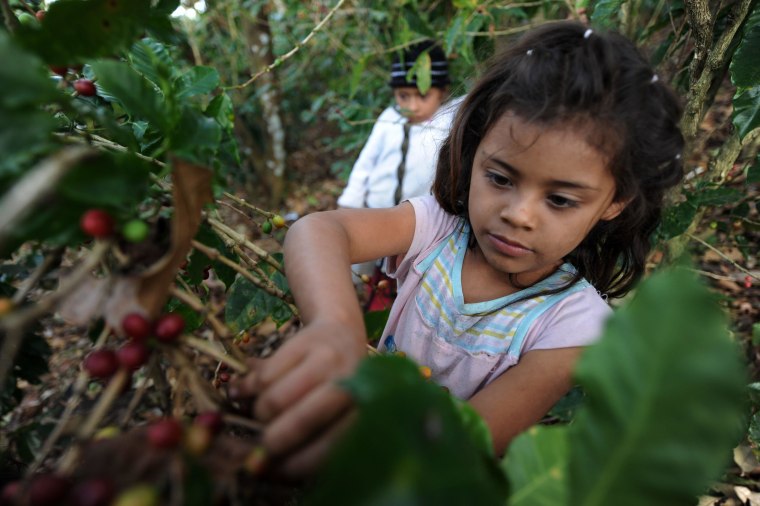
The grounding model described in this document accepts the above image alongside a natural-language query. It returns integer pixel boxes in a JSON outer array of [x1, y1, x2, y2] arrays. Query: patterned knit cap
[[389, 40, 450, 89]]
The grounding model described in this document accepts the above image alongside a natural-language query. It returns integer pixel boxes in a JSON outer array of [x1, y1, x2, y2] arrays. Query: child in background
[[338, 39, 458, 209], [338, 41, 460, 308], [230, 21, 684, 476]]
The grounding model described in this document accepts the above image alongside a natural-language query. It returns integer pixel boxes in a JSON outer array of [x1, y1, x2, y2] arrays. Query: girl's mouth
[[487, 233, 532, 257]]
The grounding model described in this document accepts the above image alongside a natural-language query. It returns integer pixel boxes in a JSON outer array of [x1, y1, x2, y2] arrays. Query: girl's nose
[[500, 195, 536, 229]]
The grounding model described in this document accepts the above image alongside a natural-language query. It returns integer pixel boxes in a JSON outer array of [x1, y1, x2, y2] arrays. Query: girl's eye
[[486, 172, 512, 187], [548, 195, 578, 208]]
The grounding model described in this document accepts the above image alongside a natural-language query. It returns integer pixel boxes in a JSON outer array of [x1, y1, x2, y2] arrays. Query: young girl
[[230, 21, 684, 476]]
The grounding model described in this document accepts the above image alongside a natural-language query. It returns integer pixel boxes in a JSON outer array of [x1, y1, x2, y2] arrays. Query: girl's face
[[393, 86, 445, 123], [467, 113, 625, 287]]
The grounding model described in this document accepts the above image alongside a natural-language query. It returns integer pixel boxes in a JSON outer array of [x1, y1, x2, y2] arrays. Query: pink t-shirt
[[378, 196, 612, 399]]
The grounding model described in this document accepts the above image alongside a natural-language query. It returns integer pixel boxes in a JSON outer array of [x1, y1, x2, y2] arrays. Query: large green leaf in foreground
[[568, 267, 747, 505], [307, 356, 508, 506]]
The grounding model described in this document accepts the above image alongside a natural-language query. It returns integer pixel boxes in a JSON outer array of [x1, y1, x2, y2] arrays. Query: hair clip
[[526, 49, 534, 56], [650, 74, 659, 83], [583, 28, 593, 39]]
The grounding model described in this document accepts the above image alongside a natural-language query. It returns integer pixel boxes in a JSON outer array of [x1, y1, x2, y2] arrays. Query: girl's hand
[[229, 320, 367, 475]]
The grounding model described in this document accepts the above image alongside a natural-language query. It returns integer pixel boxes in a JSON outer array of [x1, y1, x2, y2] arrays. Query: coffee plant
[[0, 0, 757, 505]]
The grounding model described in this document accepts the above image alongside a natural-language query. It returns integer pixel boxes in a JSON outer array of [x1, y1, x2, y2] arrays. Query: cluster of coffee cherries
[[83, 312, 185, 382], [0, 411, 243, 506], [79, 209, 149, 244]]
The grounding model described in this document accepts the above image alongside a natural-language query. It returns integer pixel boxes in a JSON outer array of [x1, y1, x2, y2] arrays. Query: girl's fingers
[[276, 410, 358, 477], [229, 338, 309, 401], [254, 343, 355, 422], [262, 380, 353, 457], [227, 357, 265, 399]]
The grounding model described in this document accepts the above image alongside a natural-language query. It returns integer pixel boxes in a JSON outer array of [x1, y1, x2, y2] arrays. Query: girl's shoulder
[[387, 196, 461, 279], [521, 285, 612, 352]]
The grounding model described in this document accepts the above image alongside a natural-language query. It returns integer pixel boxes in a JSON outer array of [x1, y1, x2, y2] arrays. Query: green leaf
[[590, 0, 626, 28], [402, 5, 435, 38], [729, 5, 760, 89], [129, 38, 177, 91], [57, 152, 152, 209], [0, 32, 62, 109], [411, 52, 432, 95], [502, 426, 568, 506], [0, 33, 63, 177], [224, 274, 293, 334], [733, 84, 760, 140], [568, 267, 747, 506], [443, 14, 466, 56], [657, 202, 697, 240], [349, 55, 369, 99], [205, 93, 234, 131], [16, 0, 152, 66], [187, 224, 237, 288], [0, 108, 57, 178], [454, 398, 494, 457], [364, 308, 390, 343], [171, 108, 222, 164], [686, 186, 743, 206], [175, 66, 220, 100], [306, 355, 508, 506], [90, 60, 172, 132]]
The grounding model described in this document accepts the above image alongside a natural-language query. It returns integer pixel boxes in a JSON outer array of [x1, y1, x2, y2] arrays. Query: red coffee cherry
[[194, 411, 224, 434], [35, 10, 46, 21], [80, 209, 114, 238], [147, 418, 183, 449], [70, 478, 115, 506], [116, 341, 150, 371], [154, 313, 185, 342], [73, 79, 97, 97], [50, 65, 68, 76], [121, 313, 152, 341], [83, 349, 118, 379], [28, 473, 70, 506]]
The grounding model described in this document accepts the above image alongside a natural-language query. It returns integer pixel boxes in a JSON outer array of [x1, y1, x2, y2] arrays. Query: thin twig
[[687, 232, 760, 282], [192, 240, 297, 314], [168, 284, 248, 364], [12, 247, 65, 305], [229, 244, 297, 314], [207, 218, 284, 275], [56, 368, 131, 474], [183, 336, 248, 374], [56, 132, 168, 169], [230, 0, 348, 90], [167, 347, 224, 413], [169, 285, 232, 340], [221, 192, 278, 221]]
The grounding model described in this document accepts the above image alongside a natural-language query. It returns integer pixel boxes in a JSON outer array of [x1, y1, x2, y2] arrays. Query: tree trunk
[[242, 2, 287, 207]]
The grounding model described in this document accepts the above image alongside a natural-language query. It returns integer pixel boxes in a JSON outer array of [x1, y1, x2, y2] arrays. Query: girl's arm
[[231, 203, 417, 475], [468, 346, 584, 455]]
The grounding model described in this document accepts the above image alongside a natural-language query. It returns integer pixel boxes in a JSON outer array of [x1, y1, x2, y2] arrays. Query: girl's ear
[[600, 200, 628, 221]]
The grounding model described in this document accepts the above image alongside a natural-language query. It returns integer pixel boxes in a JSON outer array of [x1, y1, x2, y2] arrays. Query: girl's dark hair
[[433, 21, 684, 299]]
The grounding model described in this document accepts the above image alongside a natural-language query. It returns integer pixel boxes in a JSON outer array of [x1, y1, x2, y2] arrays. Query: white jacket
[[337, 97, 462, 209]]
